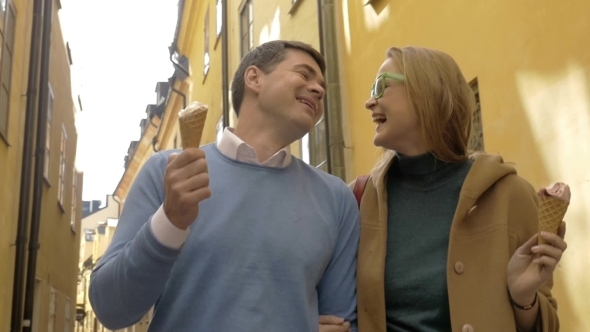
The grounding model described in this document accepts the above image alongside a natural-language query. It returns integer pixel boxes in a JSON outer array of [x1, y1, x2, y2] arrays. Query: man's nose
[[309, 82, 325, 99]]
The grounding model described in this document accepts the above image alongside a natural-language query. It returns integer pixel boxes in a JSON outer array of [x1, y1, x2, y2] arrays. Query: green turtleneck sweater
[[385, 152, 472, 332]]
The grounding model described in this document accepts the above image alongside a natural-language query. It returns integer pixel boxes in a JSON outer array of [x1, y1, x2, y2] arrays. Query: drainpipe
[[170, 85, 187, 110], [150, 119, 161, 152], [151, 132, 160, 152], [151, 83, 186, 152], [10, 0, 44, 330], [111, 194, 122, 216], [22, 0, 53, 330], [221, 0, 229, 128], [317, 0, 346, 181], [170, 52, 189, 80]]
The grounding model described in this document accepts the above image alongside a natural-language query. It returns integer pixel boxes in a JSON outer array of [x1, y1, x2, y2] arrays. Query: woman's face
[[365, 58, 427, 155]]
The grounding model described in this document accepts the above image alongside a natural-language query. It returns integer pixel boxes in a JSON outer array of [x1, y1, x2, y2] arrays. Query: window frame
[[203, 5, 210, 78], [239, 0, 253, 58], [0, 0, 17, 143], [215, 0, 223, 46], [48, 287, 57, 332], [43, 83, 54, 182], [57, 124, 67, 209], [64, 296, 71, 332], [307, 115, 330, 172], [70, 169, 77, 233]]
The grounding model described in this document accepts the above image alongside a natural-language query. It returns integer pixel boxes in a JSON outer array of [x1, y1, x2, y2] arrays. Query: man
[[89, 40, 358, 332]]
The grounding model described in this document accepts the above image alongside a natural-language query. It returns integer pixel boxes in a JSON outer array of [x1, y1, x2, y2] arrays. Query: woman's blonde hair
[[372, 46, 477, 173]]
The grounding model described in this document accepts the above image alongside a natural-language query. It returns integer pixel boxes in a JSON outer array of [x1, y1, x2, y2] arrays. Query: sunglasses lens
[[372, 78, 382, 98]]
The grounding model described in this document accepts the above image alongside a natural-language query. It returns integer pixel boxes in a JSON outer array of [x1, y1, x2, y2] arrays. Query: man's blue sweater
[[89, 144, 359, 331]]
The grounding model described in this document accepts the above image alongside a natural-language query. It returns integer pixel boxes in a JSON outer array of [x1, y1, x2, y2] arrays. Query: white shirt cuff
[[150, 205, 190, 249]]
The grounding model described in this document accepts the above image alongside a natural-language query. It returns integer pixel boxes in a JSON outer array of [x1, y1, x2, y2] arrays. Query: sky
[[59, 0, 178, 202]]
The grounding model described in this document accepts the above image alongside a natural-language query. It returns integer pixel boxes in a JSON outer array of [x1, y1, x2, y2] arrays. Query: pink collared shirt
[[150, 127, 292, 248], [217, 127, 291, 167]]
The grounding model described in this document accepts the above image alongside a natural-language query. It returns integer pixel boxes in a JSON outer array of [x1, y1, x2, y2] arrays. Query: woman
[[321, 46, 567, 332]]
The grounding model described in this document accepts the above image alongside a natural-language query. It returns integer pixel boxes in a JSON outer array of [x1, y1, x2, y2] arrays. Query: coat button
[[454, 261, 465, 274], [462, 324, 474, 332]]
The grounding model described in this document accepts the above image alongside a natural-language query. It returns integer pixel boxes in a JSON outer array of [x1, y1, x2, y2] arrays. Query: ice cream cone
[[538, 195, 568, 245], [178, 102, 209, 149]]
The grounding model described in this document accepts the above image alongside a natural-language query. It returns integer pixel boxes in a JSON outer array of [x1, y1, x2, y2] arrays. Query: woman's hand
[[507, 222, 567, 305]]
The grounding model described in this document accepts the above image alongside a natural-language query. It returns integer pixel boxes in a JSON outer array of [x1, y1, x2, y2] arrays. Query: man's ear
[[244, 66, 262, 94]]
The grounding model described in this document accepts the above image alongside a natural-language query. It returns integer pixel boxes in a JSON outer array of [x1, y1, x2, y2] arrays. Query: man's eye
[[299, 72, 308, 79]]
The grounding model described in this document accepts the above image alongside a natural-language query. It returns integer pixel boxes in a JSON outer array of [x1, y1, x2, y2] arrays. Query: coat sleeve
[[509, 176, 559, 332]]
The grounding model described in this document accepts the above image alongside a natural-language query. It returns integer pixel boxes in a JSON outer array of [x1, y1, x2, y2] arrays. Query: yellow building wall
[[1, 0, 82, 330], [0, 0, 32, 328], [163, 0, 224, 151], [32, 3, 83, 331], [338, 0, 589, 330]]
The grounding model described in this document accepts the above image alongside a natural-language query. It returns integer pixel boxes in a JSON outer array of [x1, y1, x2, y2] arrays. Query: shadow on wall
[[510, 3, 590, 329]]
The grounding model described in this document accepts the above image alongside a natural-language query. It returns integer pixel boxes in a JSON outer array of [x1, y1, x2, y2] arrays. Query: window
[[44, 84, 54, 180], [32, 278, 41, 332], [469, 78, 484, 151], [66, 42, 73, 65], [301, 133, 310, 164], [0, 0, 16, 141], [309, 116, 329, 172], [303, 114, 329, 172], [203, 6, 210, 77], [48, 287, 56, 332], [216, 0, 223, 39], [239, 0, 253, 58], [97, 225, 105, 235], [289, 0, 304, 14], [64, 297, 71, 332], [58, 125, 67, 207], [70, 169, 77, 232], [216, 116, 223, 142], [84, 229, 95, 242]]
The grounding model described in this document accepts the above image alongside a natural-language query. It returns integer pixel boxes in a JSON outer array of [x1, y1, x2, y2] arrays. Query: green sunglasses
[[370, 72, 405, 99]]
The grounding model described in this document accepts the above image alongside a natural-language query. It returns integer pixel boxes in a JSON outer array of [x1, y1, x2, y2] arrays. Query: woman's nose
[[365, 97, 377, 110]]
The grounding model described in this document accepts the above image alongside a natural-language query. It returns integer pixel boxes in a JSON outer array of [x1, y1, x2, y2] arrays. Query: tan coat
[[351, 153, 559, 332]]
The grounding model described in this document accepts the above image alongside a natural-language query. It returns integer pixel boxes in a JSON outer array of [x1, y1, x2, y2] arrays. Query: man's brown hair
[[231, 40, 326, 116]]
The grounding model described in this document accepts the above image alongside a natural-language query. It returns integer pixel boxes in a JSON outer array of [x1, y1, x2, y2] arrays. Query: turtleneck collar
[[395, 152, 450, 175], [388, 152, 472, 191]]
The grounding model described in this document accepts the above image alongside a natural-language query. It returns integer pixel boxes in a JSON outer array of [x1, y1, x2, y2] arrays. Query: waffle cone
[[178, 103, 208, 149], [538, 196, 568, 245]]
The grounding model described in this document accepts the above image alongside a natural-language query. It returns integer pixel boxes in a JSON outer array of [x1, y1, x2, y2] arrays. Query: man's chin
[[279, 116, 315, 143]]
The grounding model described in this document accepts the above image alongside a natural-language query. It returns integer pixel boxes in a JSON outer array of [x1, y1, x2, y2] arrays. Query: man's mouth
[[297, 98, 316, 113]]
